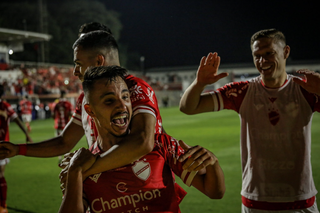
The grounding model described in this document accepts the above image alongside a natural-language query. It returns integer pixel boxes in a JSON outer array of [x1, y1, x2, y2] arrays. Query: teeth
[[261, 66, 271, 70], [112, 115, 127, 127]]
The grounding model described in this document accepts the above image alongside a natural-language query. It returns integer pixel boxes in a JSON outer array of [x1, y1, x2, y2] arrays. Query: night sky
[[98, 0, 320, 68]]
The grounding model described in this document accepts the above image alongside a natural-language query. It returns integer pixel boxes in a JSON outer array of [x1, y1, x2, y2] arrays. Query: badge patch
[[132, 160, 151, 181]]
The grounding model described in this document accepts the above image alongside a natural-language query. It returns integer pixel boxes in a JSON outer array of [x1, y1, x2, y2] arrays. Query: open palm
[[196, 52, 228, 86]]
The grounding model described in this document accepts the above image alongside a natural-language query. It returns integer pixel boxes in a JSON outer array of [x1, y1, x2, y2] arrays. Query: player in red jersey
[[53, 90, 73, 163], [0, 85, 32, 213], [180, 29, 320, 212], [58, 66, 225, 213], [53, 90, 73, 136], [19, 95, 33, 132], [0, 27, 164, 181]]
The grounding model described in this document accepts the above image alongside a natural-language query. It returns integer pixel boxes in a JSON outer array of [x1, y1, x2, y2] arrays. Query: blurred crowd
[[0, 64, 82, 97]]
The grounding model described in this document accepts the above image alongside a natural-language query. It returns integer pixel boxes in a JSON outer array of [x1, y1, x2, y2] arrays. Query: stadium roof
[[0, 27, 52, 44]]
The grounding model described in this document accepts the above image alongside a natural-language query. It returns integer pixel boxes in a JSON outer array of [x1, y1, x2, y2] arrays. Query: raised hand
[[178, 140, 218, 172], [196, 52, 228, 87], [293, 69, 320, 96]]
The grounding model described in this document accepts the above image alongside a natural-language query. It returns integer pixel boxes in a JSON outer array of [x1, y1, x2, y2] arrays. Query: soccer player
[[58, 66, 225, 213], [19, 95, 33, 132], [53, 90, 73, 163], [0, 84, 33, 213], [179, 29, 320, 212], [53, 90, 73, 136], [0, 29, 163, 180]]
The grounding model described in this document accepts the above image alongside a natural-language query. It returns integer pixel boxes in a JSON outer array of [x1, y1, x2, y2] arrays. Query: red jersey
[[53, 99, 73, 130], [71, 74, 163, 147], [84, 133, 196, 213], [19, 99, 32, 115], [0, 100, 18, 141]]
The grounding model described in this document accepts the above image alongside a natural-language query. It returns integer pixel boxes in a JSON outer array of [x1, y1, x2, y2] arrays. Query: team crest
[[132, 160, 151, 181], [89, 173, 102, 183]]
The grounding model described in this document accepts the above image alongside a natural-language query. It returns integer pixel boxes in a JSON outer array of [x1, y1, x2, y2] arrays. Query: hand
[[178, 140, 218, 172], [196, 52, 228, 87], [293, 69, 320, 96], [0, 142, 19, 159], [59, 152, 75, 194]]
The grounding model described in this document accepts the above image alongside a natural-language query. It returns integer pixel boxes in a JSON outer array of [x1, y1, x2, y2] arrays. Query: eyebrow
[[99, 89, 129, 100]]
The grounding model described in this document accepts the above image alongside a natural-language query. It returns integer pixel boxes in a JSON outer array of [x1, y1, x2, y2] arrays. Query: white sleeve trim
[[210, 91, 224, 111], [181, 170, 198, 187], [70, 116, 82, 126], [132, 105, 156, 118]]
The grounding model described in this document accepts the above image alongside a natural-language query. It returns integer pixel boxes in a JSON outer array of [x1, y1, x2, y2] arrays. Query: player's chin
[[111, 124, 129, 136]]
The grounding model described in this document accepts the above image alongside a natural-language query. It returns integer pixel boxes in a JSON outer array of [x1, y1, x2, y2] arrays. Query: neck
[[96, 129, 123, 152], [261, 73, 287, 88]]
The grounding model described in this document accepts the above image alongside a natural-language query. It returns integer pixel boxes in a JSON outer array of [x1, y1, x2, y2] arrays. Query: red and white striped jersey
[[0, 100, 17, 141], [53, 99, 73, 130]]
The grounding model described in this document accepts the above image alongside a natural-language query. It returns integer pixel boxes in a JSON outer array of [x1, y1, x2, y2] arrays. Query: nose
[[73, 66, 79, 76], [116, 99, 127, 111], [259, 56, 266, 64]]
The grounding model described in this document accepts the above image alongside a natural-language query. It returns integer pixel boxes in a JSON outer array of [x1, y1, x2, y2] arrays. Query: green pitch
[[5, 107, 320, 213]]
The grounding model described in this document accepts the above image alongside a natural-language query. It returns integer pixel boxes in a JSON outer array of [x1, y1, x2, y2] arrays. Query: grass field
[[5, 107, 320, 213]]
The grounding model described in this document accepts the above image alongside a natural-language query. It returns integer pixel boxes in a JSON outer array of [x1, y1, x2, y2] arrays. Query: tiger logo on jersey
[[132, 160, 151, 181]]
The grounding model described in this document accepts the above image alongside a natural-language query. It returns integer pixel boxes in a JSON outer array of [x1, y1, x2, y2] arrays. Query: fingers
[[180, 145, 218, 172]]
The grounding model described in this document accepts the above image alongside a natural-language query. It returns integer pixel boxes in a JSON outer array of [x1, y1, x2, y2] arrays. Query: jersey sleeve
[[300, 86, 320, 112], [5, 102, 17, 120], [209, 81, 249, 113], [126, 75, 159, 119], [71, 92, 84, 126], [155, 133, 198, 187]]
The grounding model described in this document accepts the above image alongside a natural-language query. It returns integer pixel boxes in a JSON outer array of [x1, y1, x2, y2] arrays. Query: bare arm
[[59, 148, 96, 213], [0, 120, 84, 159], [83, 113, 155, 178], [12, 117, 33, 143], [179, 140, 225, 199], [179, 52, 228, 115]]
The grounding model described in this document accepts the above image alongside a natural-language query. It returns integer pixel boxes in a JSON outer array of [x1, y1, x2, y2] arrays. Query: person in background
[[179, 29, 320, 212], [53, 90, 73, 163], [0, 84, 33, 213], [19, 95, 33, 132], [58, 65, 225, 213]]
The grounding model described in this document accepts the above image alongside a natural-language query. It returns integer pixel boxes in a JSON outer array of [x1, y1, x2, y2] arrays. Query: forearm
[[201, 161, 225, 199], [84, 130, 153, 177], [23, 136, 75, 157], [58, 169, 84, 213], [179, 80, 207, 115]]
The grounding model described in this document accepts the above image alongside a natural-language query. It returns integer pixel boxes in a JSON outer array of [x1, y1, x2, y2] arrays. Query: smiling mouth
[[112, 114, 129, 127], [261, 65, 272, 71]]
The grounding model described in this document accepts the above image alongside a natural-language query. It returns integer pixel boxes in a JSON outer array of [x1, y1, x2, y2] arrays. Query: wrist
[[18, 144, 27, 155]]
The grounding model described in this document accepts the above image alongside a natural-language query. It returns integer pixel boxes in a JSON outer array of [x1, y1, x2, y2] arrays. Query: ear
[[84, 104, 95, 117], [283, 45, 290, 59], [96, 54, 105, 66]]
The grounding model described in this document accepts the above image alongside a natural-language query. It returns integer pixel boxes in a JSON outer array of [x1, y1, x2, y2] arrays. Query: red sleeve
[[155, 133, 198, 187], [300, 87, 320, 112], [4, 101, 17, 119], [210, 81, 250, 113], [125, 75, 159, 119]]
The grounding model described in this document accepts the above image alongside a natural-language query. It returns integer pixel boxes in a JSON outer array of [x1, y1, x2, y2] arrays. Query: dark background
[[1, 0, 319, 69]]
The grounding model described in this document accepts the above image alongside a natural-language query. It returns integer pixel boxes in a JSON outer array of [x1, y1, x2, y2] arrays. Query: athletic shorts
[[241, 202, 319, 213], [22, 114, 32, 123], [0, 159, 9, 166]]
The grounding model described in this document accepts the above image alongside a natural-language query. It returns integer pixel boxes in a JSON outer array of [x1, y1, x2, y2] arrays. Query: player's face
[[252, 38, 290, 86], [89, 77, 132, 137], [73, 46, 98, 82]]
